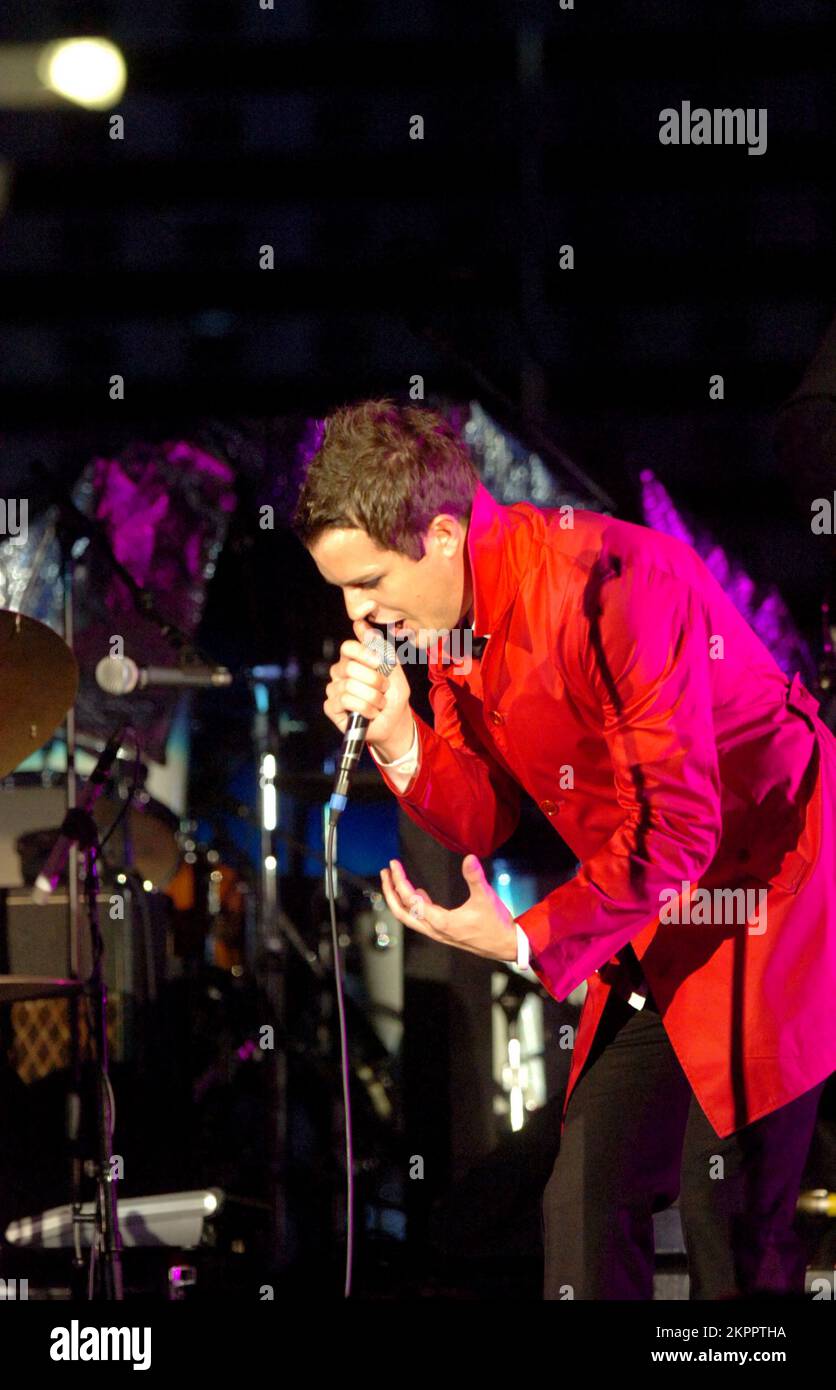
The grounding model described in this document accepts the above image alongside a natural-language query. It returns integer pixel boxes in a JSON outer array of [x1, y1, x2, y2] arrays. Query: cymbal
[[0, 611, 78, 779]]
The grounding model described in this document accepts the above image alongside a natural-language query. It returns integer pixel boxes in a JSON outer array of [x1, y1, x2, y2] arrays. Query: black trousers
[[542, 989, 826, 1300]]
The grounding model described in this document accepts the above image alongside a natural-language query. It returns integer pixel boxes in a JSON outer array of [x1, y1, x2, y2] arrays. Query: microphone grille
[[95, 655, 137, 695], [363, 630, 398, 676]]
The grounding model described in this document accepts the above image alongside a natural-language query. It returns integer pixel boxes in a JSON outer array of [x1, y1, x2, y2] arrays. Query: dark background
[[0, 0, 833, 663]]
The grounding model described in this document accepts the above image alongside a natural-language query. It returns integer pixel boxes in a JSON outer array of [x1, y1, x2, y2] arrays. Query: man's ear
[[427, 513, 464, 558]]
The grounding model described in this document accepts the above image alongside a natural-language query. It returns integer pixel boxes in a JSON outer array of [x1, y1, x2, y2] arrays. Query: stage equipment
[[6, 1188, 225, 1250], [0, 609, 77, 778], [1, 883, 168, 1081]]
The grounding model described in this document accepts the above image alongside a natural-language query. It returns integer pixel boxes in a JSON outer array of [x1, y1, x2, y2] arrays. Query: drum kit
[[0, 606, 241, 981]]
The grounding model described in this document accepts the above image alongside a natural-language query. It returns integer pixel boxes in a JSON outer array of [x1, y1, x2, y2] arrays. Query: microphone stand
[[56, 511, 86, 1298], [79, 820, 124, 1299], [247, 667, 306, 1276], [50, 508, 124, 1298]]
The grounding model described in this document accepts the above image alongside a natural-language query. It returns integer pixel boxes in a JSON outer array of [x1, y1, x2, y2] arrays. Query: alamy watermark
[[50, 1320, 151, 1369], [659, 879, 767, 935], [659, 102, 767, 157], [811, 492, 835, 534], [0, 498, 28, 546], [382, 625, 476, 673]]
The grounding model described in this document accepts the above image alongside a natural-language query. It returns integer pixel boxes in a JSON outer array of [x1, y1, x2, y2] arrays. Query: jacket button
[[540, 799, 559, 816], [489, 710, 504, 725]]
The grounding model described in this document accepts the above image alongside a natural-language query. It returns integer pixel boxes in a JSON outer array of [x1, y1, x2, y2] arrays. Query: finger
[[380, 868, 434, 937], [461, 853, 489, 894], [387, 860, 447, 931], [343, 676, 385, 710], [344, 660, 386, 690], [386, 857, 417, 908], [340, 639, 383, 671], [406, 890, 433, 922], [322, 698, 349, 732]]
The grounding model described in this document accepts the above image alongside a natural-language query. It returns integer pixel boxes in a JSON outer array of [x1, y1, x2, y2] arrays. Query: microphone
[[329, 631, 398, 820], [33, 726, 126, 903], [96, 655, 233, 694]]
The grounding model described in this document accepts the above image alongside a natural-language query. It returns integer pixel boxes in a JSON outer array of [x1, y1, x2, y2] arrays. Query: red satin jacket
[[373, 483, 836, 1138]]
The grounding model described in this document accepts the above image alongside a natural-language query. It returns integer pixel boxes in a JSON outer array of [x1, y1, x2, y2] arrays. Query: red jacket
[[374, 483, 836, 1138]]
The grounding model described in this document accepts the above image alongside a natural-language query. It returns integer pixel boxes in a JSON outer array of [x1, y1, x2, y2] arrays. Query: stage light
[[260, 753, 277, 831], [492, 860, 517, 916], [37, 38, 126, 110]]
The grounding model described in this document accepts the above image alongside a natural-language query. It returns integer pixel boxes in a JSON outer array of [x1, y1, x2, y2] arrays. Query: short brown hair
[[292, 399, 480, 560]]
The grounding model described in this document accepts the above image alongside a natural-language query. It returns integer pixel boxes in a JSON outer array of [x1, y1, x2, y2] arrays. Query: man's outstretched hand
[[380, 855, 517, 962]]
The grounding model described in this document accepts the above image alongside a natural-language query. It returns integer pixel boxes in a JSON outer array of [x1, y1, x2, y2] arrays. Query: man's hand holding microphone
[[323, 617, 415, 765]]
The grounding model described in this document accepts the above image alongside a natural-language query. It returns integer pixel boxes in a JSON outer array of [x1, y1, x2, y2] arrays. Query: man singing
[[293, 398, 836, 1300]]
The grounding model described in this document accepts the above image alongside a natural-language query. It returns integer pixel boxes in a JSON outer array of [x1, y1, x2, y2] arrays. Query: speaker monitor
[[0, 888, 166, 1082]]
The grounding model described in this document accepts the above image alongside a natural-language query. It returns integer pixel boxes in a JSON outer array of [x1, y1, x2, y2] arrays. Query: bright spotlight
[[38, 38, 126, 109]]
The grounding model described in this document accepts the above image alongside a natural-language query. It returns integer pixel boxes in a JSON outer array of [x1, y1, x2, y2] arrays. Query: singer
[[293, 399, 836, 1301]]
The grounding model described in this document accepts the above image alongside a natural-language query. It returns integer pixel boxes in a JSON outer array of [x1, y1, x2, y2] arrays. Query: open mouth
[[369, 620, 413, 642]]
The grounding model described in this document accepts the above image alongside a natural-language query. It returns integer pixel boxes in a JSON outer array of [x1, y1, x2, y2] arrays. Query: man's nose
[[344, 590, 376, 623]]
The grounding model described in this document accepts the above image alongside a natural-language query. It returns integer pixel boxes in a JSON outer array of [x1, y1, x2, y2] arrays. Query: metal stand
[[57, 524, 87, 1295], [79, 826, 124, 1299], [50, 513, 124, 1298], [249, 670, 290, 1272]]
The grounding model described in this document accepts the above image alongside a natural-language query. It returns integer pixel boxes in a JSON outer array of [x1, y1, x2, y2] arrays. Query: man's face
[[308, 513, 472, 650]]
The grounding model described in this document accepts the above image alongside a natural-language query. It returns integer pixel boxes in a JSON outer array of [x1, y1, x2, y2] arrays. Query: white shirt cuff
[[515, 924, 531, 971], [369, 719, 419, 770]]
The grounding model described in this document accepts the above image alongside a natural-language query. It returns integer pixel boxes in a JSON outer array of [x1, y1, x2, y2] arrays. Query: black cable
[[325, 816, 355, 1298]]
